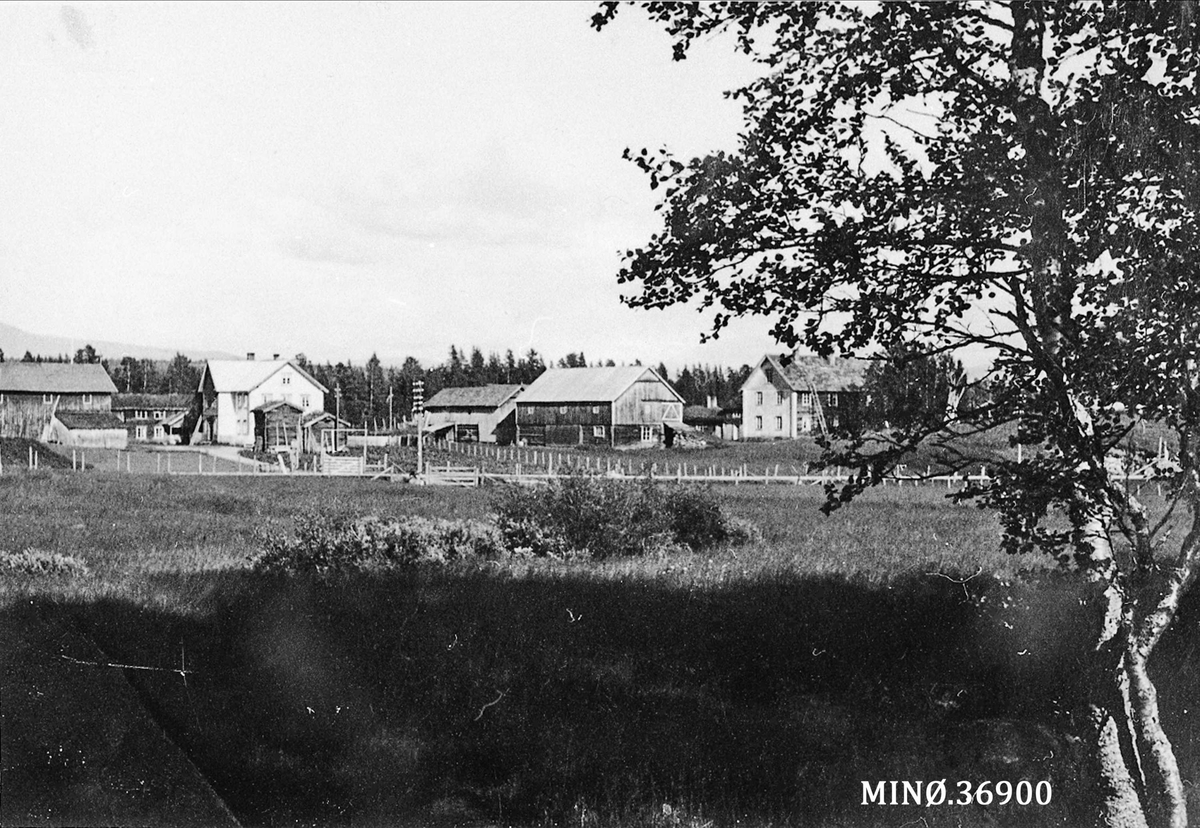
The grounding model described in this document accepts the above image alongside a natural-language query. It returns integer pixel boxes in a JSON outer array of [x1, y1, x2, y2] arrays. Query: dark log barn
[[515, 366, 684, 448]]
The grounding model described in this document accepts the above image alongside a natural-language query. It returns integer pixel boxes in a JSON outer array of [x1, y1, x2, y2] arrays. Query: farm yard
[[1, 445, 1197, 827]]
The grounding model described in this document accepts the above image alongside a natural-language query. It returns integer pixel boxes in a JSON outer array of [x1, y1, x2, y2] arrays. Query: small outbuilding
[[424, 384, 523, 444], [44, 411, 128, 449], [515, 366, 684, 448]]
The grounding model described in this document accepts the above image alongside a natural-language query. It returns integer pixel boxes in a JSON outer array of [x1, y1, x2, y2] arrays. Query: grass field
[[1, 467, 1197, 827]]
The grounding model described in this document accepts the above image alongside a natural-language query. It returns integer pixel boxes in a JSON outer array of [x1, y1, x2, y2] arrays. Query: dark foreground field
[[1, 473, 1197, 827]]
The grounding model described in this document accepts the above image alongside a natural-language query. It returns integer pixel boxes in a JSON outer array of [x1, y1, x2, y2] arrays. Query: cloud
[[60, 6, 94, 51], [320, 150, 590, 250]]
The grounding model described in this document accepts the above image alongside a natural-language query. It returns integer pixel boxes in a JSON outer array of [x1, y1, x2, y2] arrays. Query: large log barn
[[0, 362, 118, 440], [515, 366, 684, 448]]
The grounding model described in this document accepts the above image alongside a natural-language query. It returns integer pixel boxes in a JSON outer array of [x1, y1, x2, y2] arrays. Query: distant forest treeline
[[0, 343, 753, 427]]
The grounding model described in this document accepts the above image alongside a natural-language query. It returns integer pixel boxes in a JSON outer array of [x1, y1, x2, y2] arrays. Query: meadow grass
[[1, 471, 1196, 828]]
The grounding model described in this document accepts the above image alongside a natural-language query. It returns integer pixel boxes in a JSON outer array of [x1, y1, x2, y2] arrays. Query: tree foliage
[[596, 3, 1199, 826]]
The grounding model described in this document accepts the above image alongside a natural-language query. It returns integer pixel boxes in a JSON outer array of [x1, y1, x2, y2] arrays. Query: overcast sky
[[0, 2, 785, 369]]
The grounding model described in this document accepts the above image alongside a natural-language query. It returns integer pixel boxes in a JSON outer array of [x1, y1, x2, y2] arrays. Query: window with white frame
[[593, 426, 605, 438], [282, 376, 291, 385], [828, 392, 839, 408], [591, 405, 600, 414], [640, 425, 653, 442], [82, 393, 93, 404], [775, 416, 783, 430], [800, 392, 811, 407], [301, 395, 310, 408], [777, 391, 785, 405], [135, 425, 148, 440], [755, 415, 763, 430], [755, 391, 763, 406], [558, 406, 567, 414], [43, 394, 53, 404], [154, 425, 165, 439]]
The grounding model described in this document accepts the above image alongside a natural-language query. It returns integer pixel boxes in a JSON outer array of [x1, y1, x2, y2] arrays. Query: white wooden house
[[196, 355, 327, 447], [741, 353, 865, 439]]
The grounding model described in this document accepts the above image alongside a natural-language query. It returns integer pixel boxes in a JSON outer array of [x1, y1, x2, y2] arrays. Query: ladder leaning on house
[[806, 378, 830, 439]]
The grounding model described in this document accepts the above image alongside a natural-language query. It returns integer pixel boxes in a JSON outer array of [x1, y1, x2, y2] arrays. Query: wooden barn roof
[[252, 400, 304, 414], [54, 411, 124, 430], [0, 363, 117, 394], [755, 354, 867, 393], [202, 359, 328, 394], [112, 393, 193, 410], [425, 384, 523, 410], [519, 367, 683, 404]]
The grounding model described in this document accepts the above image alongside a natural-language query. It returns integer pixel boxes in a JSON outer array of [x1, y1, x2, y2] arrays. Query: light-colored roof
[[252, 399, 304, 414], [425, 384, 523, 410], [518, 366, 683, 404], [0, 363, 117, 394], [202, 359, 328, 394], [753, 354, 866, 394]]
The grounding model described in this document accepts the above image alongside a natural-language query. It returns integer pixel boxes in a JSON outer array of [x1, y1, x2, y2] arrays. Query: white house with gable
[[196, 353, 327, 447]]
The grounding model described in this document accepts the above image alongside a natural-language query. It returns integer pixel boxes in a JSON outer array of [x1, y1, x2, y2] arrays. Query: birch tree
[[594, 3, 1199, 826]]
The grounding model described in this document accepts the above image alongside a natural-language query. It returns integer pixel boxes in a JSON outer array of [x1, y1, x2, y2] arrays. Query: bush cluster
[[492, 474, 741, 559], [0, 548, 90, 577], [251, 512, 506, 574]]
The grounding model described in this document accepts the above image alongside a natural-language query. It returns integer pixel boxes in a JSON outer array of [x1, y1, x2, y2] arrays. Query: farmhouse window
[[43, 394, 53, 404], [234, 393, 249, 409], [136, 410, 147, 419], [593, 426, 605, 438], [558, 406, 567, 414], [135, 425, 148, 440], [301, 395, 310, 408], [82, 393, 93, 404], [154, 410, 164, 419], [591, 405, 599, 414], [801, 392, 811, 407], [282, 376, 291, 385], [640, 425, 653, 442], [754, 415, 763, 430], [775, 416, 783, 430], [154, 426, 165, 439], [755, 392, 763, 406], [777, 391, 785, 405]]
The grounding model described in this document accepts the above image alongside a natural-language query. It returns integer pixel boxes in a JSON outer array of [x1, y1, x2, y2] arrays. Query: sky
[[0, 2, 782, 370]]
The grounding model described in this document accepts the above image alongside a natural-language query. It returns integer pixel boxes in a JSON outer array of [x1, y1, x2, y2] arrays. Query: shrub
[[0, 548, 90, 577], [492, 474, 749, 559], [250, 511, 506, 574]]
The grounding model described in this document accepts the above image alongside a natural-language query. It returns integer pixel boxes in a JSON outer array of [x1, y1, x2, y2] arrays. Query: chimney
[[272, 353, 280, 360], [246, 352, 255, 361]]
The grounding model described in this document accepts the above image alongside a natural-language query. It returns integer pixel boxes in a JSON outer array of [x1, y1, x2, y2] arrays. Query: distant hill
[[0, 321, 237, 363]]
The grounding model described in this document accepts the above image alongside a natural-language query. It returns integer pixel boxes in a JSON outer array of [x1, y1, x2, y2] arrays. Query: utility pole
[[387, 385, 394, 432], [335, 384, 343, 452], [412, 379, 424, 478]]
